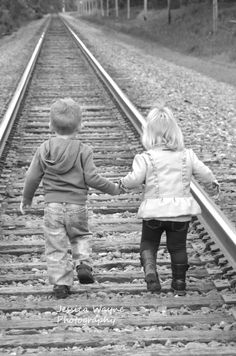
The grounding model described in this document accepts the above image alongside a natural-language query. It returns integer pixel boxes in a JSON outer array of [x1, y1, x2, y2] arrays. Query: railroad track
[[0, 15, 236, 356]]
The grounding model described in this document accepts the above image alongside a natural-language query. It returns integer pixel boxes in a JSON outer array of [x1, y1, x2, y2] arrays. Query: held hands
[[20, 198, 32, 215], [119, 180, 129, 194], [114, 180, 129, 194]]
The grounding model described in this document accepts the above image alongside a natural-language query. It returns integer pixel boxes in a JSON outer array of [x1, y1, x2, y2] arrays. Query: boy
[[20, 98, 120, 298]]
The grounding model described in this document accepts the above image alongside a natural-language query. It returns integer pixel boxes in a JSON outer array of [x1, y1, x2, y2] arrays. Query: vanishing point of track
[[0, 16, 236, 356]]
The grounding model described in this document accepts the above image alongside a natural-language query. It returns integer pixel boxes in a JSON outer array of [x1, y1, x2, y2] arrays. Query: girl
[[120, 106, 219, 296]]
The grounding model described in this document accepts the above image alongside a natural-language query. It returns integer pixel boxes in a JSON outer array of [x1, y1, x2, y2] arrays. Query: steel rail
[[0, 19, 50, 159], [191, 181, 236, 270], [61, 18, 146, 134], [63, 17, 236, 270], [0, 15, 235, 271]]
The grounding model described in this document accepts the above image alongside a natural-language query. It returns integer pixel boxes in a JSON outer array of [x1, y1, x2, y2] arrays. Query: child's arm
[[189, 149, 219, 191], [120, 154, 146, 190], [82, 148, 120, 195], [20, 197, 32, 215], [20, 149, 44, 214]]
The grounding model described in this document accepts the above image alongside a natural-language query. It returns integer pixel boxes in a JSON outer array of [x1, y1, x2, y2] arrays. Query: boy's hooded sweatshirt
[[22, 137, 117, 204]]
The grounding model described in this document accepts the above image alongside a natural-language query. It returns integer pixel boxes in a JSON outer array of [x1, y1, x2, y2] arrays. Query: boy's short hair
[[50, 98, 82, 135]]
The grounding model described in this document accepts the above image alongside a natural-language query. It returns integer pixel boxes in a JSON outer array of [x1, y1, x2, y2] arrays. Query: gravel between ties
[[0, 15, 236, 223], [64, 14, 236, 226], [64, 19, 235, 150], [0, 17, 47, 120]]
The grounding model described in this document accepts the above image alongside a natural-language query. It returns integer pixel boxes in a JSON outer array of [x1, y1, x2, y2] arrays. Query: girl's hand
[[119, 180, 129, 194], [212, 180, 220, 199], [212, 180, 220, 190]]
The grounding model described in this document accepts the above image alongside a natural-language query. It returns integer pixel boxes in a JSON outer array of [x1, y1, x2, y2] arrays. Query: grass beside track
[[74, 3, 236, 64]]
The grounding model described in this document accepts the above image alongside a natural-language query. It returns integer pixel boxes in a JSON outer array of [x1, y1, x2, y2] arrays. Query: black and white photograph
[[0, 0, 236, 355]]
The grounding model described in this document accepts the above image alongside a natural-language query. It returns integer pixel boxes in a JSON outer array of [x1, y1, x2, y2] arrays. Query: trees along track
[[0, 15, 235, 356]]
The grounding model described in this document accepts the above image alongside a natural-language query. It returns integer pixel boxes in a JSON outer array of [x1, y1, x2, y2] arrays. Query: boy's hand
[[118, 179, 129, 194], [20, 198, 32, 215], [114, 183, 122, 195]]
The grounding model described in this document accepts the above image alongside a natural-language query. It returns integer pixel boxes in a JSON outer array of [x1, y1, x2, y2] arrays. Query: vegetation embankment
[[0, 0, 76, 37], [76, 2, 236, 64]]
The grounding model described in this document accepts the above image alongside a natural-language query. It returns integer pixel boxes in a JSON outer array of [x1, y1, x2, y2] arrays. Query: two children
[[20, 99, 218, 298]]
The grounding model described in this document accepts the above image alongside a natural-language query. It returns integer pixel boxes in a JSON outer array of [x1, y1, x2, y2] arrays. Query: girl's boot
[[140, 250, 161, 293], [171, 263, 189, 296]]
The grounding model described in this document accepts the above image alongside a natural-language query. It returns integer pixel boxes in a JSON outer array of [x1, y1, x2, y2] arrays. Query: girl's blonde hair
[[142, 106, 184, 151]]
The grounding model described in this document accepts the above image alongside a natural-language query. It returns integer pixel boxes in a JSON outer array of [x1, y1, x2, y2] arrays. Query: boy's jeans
[[43, 202, 92, 286]]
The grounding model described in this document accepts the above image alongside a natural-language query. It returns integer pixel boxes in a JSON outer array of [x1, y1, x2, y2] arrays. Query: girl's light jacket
[[121, 147, 216, 220]]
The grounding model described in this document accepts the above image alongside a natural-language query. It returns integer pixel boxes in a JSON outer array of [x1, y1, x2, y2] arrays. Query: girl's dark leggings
[[140, 220, 190, 265]]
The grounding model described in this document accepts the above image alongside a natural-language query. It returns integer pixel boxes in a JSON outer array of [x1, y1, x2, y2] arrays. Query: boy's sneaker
[[76, 263, 95, 284], [53, 285, 70, 299]]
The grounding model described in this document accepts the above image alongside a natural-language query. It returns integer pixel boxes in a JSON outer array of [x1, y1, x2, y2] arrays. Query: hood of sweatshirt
[[39, 137, 81, 174]]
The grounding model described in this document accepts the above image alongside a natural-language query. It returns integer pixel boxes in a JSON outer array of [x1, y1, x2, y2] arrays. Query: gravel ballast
[[0, 16, 47, 120], [1, 14, 236, 225], [63, 14, 236, 226]]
